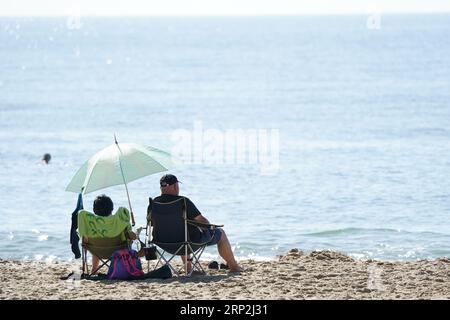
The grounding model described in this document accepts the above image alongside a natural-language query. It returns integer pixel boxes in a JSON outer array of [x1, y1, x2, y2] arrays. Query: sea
[[0, 14, 449, 262]]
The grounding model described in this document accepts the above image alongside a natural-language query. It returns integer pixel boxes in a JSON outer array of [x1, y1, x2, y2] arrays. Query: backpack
[[107, 248, 145, 280]]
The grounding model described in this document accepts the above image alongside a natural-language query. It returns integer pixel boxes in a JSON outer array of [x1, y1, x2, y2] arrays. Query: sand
[[0, 249, 449, 300]]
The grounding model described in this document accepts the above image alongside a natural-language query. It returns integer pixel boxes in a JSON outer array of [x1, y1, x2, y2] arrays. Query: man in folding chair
[[78, 195, 136, 277], [149, 174, 243, 275]]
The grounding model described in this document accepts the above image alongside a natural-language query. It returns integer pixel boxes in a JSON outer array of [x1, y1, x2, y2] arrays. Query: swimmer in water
[[42, 153, 51, 164]]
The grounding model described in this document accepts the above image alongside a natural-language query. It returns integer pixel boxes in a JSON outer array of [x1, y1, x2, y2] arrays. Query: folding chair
[[77, 209, 133, 278], [81, 231, 130, 278], [146, 197, 222, 277]]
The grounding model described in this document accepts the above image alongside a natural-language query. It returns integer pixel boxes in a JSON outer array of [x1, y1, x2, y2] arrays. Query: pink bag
[[107, 249, 144, 280]]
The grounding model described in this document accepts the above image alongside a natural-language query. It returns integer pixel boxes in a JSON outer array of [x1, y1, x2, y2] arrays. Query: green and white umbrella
[[66, 137, 173, 225]]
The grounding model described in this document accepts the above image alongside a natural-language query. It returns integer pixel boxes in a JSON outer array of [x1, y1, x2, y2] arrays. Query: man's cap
[[160, 174, 181, 187]]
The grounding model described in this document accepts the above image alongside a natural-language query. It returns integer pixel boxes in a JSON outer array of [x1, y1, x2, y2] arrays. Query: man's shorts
[[197, 228, 222, 246]]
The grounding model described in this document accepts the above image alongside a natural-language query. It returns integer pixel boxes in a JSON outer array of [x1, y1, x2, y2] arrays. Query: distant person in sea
[[42, 153, 51, 164], [152, 174, 243, 272], [80, 195, 136, 273]]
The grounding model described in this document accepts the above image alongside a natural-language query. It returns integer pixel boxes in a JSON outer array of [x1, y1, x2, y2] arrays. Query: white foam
[[349, 253, 366, 259], [400, 250, 417, 259], [237, 254, 274, 262], [45, 255, 57, 263], [34, 254, 44, 261], [38, 234, 49, 241]]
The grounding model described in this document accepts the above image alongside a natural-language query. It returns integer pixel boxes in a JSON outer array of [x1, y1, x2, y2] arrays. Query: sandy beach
[[0, 249, 449, 300]]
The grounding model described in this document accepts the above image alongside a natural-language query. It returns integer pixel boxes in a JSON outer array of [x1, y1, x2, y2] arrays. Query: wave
[[302, 227, 448, 237]]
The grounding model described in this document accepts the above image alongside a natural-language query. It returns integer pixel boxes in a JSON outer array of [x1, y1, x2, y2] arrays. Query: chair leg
[[82, 247, 89, 275], [187, 244, 207, 276], [185, 245, 188, 277], [153, 249, 165, 270], [90, 258, 110, 276], [81, 253, 85, 275], [81, 248, 111, 277], [152, 244, 210, 277], [158, 254, 180, 277], [154, 246, 186, 277]]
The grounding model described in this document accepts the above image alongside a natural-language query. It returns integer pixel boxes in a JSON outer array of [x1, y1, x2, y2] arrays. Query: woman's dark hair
[[93, 195, 114, 217]]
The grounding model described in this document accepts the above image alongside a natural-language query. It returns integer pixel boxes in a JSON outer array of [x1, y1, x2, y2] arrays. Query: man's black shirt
[[153, 194, 201, 220]]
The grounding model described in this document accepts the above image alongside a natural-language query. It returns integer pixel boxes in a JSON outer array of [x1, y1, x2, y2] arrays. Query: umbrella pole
[[115, 135, 136, 226], [123, 180, 136, 226]]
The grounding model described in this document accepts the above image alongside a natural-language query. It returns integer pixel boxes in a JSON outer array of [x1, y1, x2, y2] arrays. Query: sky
[[1, 0, 450, 16]]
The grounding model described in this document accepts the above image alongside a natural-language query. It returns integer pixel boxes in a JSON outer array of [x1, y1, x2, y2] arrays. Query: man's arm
[[185, 197, 210, 224], [194, 214, 210, 224]]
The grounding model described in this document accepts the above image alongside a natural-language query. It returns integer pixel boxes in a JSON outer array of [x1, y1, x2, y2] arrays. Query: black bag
[[141, 264, 172, 279]]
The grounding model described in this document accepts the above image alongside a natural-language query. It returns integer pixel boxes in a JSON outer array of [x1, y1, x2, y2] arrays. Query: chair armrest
[[186, 219, 224, 229]]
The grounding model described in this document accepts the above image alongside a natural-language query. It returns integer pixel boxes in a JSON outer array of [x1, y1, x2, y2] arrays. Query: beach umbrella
[[66, 136, 173, 225]]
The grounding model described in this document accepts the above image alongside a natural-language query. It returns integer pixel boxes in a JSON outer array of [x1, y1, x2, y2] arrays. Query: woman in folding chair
[[78, 195, 136, 276], [149, 174, 243, 274]]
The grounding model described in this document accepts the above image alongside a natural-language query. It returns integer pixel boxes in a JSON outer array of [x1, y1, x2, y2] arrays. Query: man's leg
[[217, 230, 243, 272], [180, 255, 192, 273]]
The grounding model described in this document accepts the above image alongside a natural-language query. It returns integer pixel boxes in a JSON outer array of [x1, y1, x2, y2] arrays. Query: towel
[[70, 193, 84, 259], [78, 207, 132, 241]]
